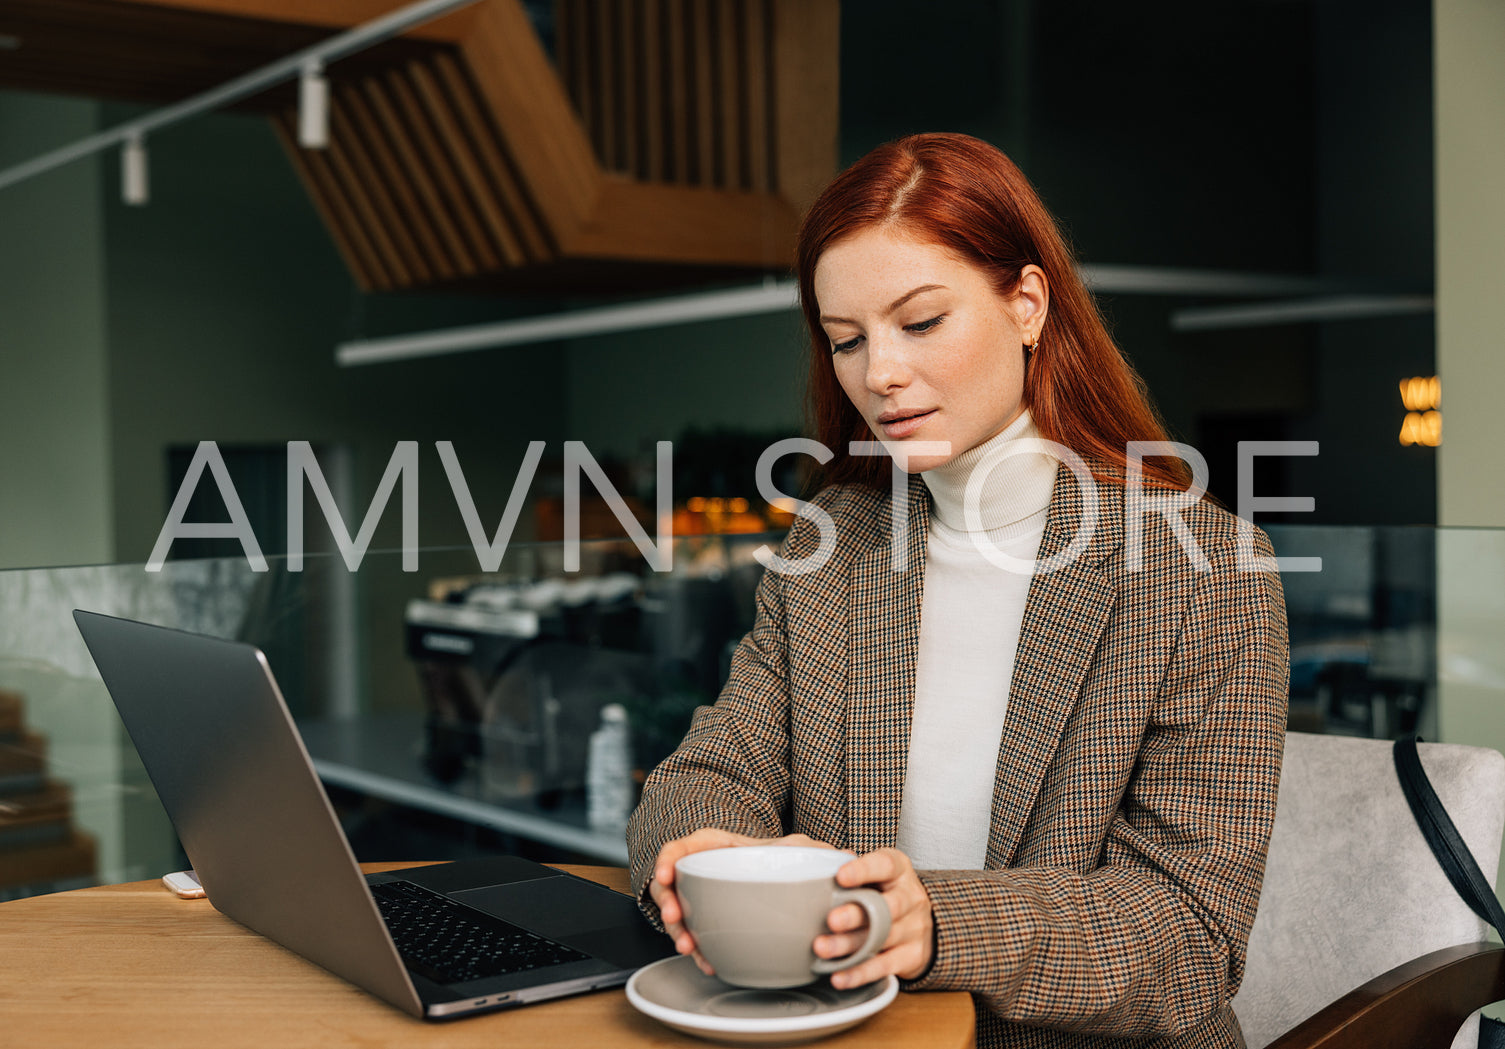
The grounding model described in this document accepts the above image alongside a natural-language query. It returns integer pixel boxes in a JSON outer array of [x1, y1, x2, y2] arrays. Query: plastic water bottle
[[587, 704, 634, 831]]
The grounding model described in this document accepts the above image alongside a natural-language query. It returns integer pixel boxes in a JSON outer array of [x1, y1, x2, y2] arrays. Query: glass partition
[[0, 533, 775, 898], [2, 525, 1501, 902]]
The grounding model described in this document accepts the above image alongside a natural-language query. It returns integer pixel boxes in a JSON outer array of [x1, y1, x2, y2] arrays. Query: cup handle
[[810, 887, 891, 975]]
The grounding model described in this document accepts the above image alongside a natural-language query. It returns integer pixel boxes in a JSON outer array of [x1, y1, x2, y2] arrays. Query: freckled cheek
[[925, 340, 1023, 411], [832, 360, 867, 407]]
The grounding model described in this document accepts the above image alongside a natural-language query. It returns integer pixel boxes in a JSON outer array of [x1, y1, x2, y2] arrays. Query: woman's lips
[[877, 409, 936, 439]]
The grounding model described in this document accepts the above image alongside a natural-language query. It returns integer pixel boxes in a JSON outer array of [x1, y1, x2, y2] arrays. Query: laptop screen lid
[[73, 609, 424, 1017]]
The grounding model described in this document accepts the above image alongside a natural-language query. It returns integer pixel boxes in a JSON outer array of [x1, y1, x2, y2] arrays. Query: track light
[[299, 61, 330, 149], [0, 1, 485, 196], [121, 132, 148, 206]]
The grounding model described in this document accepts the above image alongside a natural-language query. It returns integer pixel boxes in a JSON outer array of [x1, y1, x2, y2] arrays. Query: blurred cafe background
[[0, 0, 1501, 922]]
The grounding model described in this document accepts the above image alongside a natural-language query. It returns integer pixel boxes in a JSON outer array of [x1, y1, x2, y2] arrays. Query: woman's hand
[[647, 829, 837, 975], [815, 847, 933, 989]]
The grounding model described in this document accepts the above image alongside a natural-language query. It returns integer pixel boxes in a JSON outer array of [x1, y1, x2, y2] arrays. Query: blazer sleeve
[[625, 534, 800, 920], [902, 527, 1289, 1038]]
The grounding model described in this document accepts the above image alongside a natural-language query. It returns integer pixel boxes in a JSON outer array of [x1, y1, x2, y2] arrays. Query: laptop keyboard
[[371, 880, 591, 985]]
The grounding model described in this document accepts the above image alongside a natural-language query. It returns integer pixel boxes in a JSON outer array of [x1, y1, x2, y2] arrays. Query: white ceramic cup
[[674, 845, 891, 989]]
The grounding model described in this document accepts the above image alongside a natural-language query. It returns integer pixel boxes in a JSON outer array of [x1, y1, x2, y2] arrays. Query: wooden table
[[0, 862, 975, 1048]]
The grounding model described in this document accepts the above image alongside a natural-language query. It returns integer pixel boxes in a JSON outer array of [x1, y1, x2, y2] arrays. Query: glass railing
[[0, 533, 776, 897], [1, 525, 1502, 901]]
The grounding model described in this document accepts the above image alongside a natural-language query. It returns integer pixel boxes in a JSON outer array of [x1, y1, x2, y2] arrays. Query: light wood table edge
[[0, 861, 975, 1049]]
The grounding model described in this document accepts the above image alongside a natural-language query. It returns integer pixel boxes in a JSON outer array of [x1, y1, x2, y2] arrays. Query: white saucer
[[625, 955, 898, 1046]]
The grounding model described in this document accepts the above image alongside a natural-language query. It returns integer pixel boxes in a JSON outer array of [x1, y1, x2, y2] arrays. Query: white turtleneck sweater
[[894, 410, 1058, 870]]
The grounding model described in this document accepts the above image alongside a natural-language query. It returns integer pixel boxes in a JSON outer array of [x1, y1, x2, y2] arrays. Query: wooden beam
[[565, 179, 795, 268], [107, 0, 478, 42], [457, 0, 601, 241]]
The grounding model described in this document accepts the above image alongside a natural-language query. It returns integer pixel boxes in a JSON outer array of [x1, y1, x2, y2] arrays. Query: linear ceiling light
[[336, 280, 803, 366], [1079, 264, 1343, 298], [335, 266, 1403, 367], [1171, 294, 1435, 332], [0, 0, 482, 196]]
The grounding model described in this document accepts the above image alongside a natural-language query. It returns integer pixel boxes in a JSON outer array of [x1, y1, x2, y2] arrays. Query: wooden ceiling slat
[[382, 66, 504, 272], [690, 0, 715, 186], [742, 0, 771, 194], [429, 51, 553, 261], [616, 0, 638, 178], [770, 0, 839, 212], [571, 0, 594, 161], [661, 0, 688, 185], [338, 84, 457, 282], [320, 106, 416, 288], [1, 0, 830, 293], [329, 97, 436, 286], [717, 0, 742, 190], [554, 0, 575, 124], [359, 76, 481, 277], [406, 59, 528, 268], [271, 110, 385, 290], [638, 0, 663, 183], [593, 0, 618, 173], [458, 0, 599, 236]]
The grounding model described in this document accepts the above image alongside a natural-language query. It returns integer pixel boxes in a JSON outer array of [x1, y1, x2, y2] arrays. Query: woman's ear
[[1014, 265, 1050, 342]]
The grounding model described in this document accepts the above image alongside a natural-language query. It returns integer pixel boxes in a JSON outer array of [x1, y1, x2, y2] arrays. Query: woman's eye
[[831, 335, 862, 355], [905, 315, 944, 334]]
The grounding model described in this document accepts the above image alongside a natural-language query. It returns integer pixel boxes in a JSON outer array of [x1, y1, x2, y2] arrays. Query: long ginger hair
[[797, 133, 1190, 491]]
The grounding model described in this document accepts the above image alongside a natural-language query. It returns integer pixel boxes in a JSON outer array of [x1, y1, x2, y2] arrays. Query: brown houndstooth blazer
[[627, 466, 1290, 1049]]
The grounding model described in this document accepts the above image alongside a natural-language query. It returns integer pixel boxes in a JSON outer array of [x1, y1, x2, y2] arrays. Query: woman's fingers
[[834, 847, 906, 892], [647, 871, 682, 926], [649, 829, 849, 978], [821, 847, 934, 988], [651, 827, 764, 886], [770, 832, 834, 849]]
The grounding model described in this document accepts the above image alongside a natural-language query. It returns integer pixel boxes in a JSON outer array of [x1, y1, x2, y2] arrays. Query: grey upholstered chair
[[1233, 732, 1505, 1049]]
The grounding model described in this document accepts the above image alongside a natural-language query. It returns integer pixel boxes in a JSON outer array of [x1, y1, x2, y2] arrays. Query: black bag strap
[[1393, 734, 1505, 936]]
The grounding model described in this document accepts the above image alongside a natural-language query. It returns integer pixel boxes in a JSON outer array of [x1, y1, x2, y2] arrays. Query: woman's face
[[814, 227, 1048, 473]]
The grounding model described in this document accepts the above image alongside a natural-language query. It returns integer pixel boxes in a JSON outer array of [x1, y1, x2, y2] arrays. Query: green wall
[[563, 310, 808, 461], [98, 104, 572, 568], [0, 92, 112, 571]]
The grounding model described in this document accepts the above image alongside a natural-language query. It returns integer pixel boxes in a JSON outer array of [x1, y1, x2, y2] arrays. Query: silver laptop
[[74, 609, 671, 1020]]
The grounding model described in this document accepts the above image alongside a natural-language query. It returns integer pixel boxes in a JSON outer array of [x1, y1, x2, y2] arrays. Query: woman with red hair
[[629, 133, 1288, 1048]]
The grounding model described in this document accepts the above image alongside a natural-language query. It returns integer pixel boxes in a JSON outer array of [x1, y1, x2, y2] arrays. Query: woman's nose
[[864, 337, 910, 393]]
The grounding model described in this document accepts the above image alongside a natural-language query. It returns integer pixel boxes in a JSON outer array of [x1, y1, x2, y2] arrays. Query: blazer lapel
[[845, 474, 929, 856], [985, 468, 1124, 869]]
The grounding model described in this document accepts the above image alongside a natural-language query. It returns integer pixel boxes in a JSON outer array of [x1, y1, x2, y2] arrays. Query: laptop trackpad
[[452, 877, 640, 940]]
